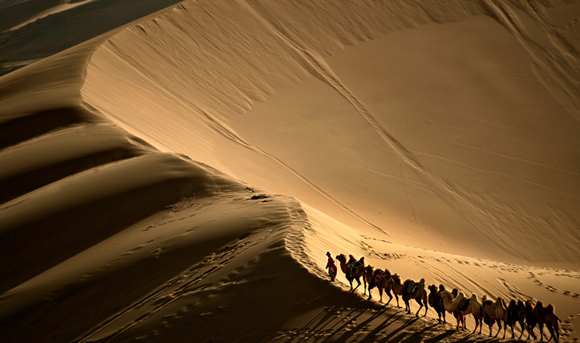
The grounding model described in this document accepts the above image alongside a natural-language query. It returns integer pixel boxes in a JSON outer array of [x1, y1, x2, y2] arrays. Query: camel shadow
[[263, 305, 530, 343]]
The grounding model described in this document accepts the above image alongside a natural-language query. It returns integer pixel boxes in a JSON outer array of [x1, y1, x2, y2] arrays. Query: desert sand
[[1, 0, 580, 342]]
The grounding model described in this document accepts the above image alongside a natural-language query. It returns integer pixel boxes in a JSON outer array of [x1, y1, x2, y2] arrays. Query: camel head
[[364, 265, 374, 275], [392, 273, 400, 283], [336, 254, 346, 263], [428, 284, 438, 294], [452, 288, 459, 298], [438, 284, 445, 292]]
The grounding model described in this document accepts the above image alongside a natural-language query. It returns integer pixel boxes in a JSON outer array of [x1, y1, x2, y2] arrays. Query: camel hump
[[525, 299, 533, 307], [470, 293, 478, 300], [546, 304, 554, 313], [481, 295, 487, 303], [419, 278, 425, 284]]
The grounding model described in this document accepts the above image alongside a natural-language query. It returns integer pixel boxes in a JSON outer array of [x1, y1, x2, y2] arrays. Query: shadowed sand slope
[[1, 0, 580, 342]]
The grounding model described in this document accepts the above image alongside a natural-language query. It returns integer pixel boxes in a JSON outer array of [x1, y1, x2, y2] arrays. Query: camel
[[451, 288, 466, 330], [336, 254, 366, 292], [367, 267, 393, 303], [481, 295, 508, 338], [530, 300, 561, 343], [439, 289, 483, 332], [526, 300, 538, 340], [428, 284, 446, 324], [506, 299, 526, 339], [402, 278, 428, 317], [363, 265, 373, 296], [390, 274, 406, 308]]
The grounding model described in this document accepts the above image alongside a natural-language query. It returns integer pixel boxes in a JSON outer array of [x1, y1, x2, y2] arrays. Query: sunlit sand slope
[[84, 0, 580, 264]]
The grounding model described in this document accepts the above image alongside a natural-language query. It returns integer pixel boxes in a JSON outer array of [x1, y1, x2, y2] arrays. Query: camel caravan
[[328, 253, 562, 342]]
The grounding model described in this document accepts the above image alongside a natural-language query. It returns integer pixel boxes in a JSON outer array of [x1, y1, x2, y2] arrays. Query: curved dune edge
[[0, 0, 579, 342], [77, 0, 580, 341], [81, 0, 580, 265]]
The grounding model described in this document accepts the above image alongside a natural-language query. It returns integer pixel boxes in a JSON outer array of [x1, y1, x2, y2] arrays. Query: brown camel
[[363, 265, 374, 296], [530, 300, 561, 343], [336, 254, 366, 292], [506, 299, 526, 339], [526, 300, 538, 340], [428, 284, 446, 324], [481, 295, 508, 338], [440, 289, 483, 332], [367, 267, 393, 303], [390, 274, 406, 308], [402, 278, 428, 317]]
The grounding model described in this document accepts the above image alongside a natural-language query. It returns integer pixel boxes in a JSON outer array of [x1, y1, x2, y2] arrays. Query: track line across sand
[[91, 37, 386, 235], [239, 0, 580, 262]]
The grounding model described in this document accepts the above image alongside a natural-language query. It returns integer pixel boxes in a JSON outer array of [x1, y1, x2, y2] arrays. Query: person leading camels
[[325, 251, 337, 282], [336, 254, 366, 292]]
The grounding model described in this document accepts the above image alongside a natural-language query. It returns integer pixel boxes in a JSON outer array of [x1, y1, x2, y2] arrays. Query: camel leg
[[404, 298, 411, 314], [352, 277, 361, 292], [414, 298, 423, 317], [385, 289, 393, 306], [539, 323, 545, 342], [363, 277, 367, 296], [473, 316, 479, 334], [518, 321, 525, 339], [378, 288, 383, 303], [501, 321, 506, 339], [395, 294, 400, 308], [529, 322, 538, 341], [547, 325, 555, 343], [494, 321, 501, 338]]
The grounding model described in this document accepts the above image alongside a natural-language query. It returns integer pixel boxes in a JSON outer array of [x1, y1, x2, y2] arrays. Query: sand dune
[[1, 0, 580, 342]]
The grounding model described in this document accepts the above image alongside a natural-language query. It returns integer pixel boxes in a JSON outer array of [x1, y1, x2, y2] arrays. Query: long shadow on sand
[[268, 304, 530, 343]]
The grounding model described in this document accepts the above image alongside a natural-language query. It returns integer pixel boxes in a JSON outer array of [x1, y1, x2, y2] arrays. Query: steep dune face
[[0, 39, 356, 342], [83, 0, 580, 264]]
